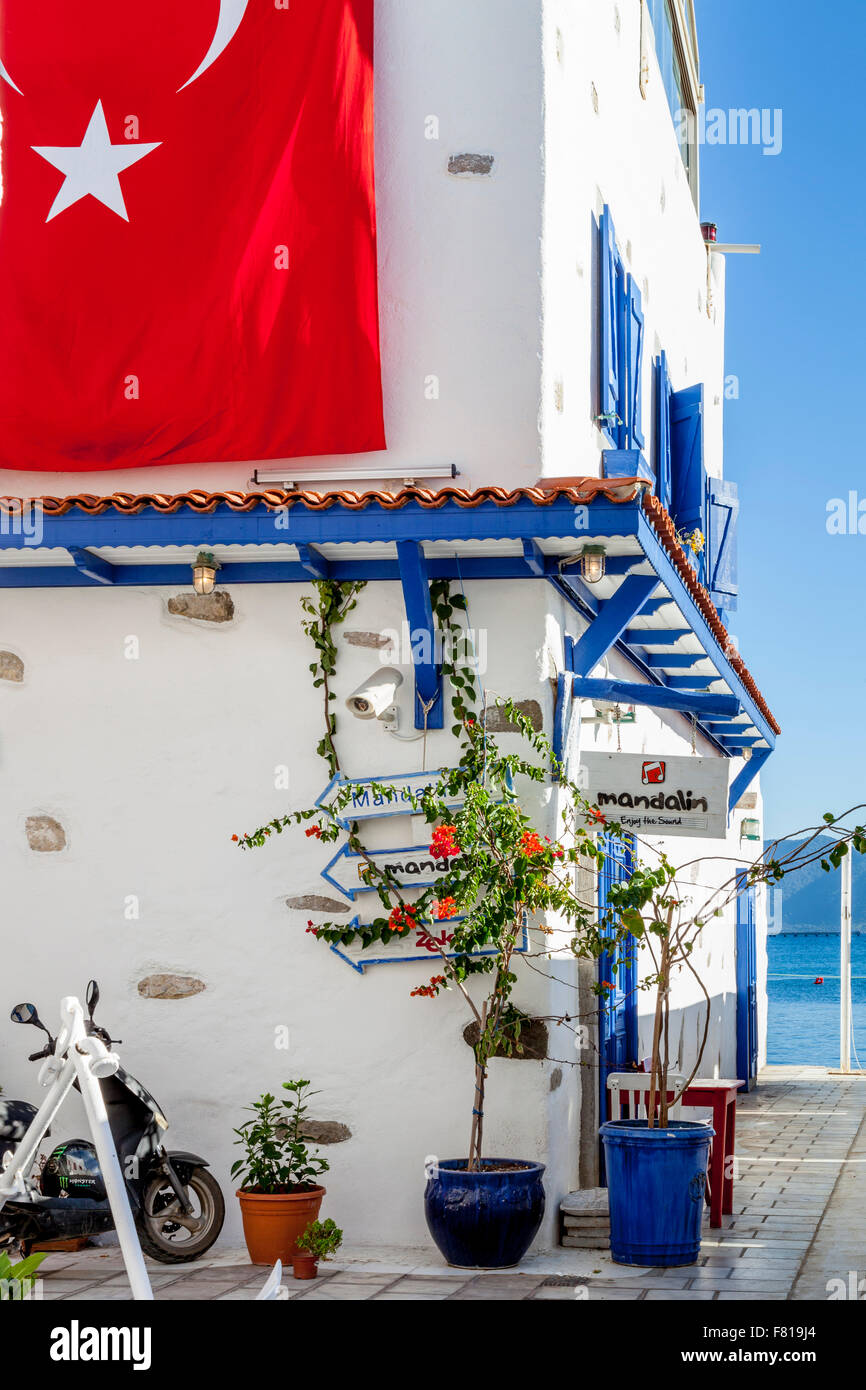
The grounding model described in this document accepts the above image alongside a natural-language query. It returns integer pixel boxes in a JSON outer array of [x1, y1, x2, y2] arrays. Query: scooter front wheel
[[135, 1166, 225, 1264]]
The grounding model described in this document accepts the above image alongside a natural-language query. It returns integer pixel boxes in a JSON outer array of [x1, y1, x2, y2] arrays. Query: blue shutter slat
[[654, 351, 672, 511], [670, 383, 706, 537], [626, 275, 645, 451], [708, 478, 739, 611], [600, 206, 621, 432]]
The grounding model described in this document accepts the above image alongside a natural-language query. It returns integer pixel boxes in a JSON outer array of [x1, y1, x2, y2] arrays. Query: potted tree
[[597, 815, 866, 1267], [292, 1218, 343, 1279], [235, 580, 623, 1268], [232, 1079, 329, 1266]]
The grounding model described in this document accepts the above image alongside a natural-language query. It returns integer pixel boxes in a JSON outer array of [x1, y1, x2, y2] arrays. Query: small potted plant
[[232, 1079, 329, 1266], [292, 1218, 343, 1280]]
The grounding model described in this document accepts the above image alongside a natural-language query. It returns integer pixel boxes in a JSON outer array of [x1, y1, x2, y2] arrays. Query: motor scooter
[[0, 980, 224, 1262]]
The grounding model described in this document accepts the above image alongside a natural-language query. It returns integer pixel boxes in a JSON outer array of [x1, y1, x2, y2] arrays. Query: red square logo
[[642, 760, 666, 785]]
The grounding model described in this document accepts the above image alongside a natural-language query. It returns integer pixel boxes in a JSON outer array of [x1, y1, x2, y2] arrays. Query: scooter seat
[[0, 1100, 39, 1143]]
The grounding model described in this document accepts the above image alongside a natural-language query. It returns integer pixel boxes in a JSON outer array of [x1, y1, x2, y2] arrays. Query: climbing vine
[[300, 580, 366, 778]]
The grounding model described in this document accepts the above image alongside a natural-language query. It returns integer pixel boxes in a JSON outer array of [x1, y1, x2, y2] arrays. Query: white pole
[[841, 851, 853, 1074], [62, 999, 154, 1301]]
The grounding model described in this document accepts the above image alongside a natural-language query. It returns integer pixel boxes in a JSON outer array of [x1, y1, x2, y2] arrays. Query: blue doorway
[[736, 873, 759, 1090], [598, 832, 638, 1180]]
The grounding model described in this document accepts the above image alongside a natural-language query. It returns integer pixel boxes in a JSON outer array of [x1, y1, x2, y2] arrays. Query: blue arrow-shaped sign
[[325, 918, 530, 975], [321, 843, 461, 902], [315, 769, 461, 828]]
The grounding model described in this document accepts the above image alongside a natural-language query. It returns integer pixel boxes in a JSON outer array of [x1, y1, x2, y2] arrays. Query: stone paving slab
[[16, 1067, 866, 1303]]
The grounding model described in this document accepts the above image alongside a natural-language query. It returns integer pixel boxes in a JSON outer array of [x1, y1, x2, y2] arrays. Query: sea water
[[767, 933, 866, 1066]]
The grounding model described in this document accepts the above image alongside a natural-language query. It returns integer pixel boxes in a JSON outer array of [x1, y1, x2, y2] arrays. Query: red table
[[608, 1074, 744, 1228], [680, 1080, 744, 1227]]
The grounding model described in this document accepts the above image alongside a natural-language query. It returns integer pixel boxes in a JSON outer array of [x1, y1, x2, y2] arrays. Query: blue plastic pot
[[600, 1120, 714, 1267], [424, 1160, 546, 1268]]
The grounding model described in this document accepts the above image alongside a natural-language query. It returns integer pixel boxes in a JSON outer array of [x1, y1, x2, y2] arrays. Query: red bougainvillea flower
[[430, 825, 461, 857], [520, 831, 544, 856], [599, 979, 614, 990], [306, 922, 320, 938], [434, 897, 458, 921], [411, 974, 446, 999], [388, 904, 419, 934], [587, 808, 607, 826], [305, 825, 323, 839], [231, 834, 239, 842]]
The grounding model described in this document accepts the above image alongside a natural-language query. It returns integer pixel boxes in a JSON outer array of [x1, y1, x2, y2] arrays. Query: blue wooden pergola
[[0, 482, 777, 812]]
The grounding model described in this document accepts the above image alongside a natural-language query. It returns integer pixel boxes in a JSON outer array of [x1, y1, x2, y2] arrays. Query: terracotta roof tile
[[1, 478, 646, 516], [0, 478, 778, 735]]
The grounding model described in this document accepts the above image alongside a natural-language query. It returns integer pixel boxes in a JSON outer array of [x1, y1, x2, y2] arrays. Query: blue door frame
[[598, 833, 638, 1179], [736, 873, 759, 1091]]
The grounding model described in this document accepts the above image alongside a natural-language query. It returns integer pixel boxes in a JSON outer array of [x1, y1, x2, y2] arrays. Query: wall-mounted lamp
[[740, 818, 761, 842], [192, 551, 220, 596], [561, 545, 607, 586]]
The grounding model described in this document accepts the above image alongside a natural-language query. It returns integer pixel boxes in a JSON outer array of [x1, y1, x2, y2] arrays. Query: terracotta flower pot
[[236, 1185, 326, 1266], [291, 1253, 319, 1280]]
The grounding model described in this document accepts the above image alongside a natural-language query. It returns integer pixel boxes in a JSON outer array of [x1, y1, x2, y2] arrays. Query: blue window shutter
[[708, 478, 739, 611], [670, 383, 706, 537], [600, 206, 622, 434], [654, 351, 672, 511], [625, 275, 645, 451]]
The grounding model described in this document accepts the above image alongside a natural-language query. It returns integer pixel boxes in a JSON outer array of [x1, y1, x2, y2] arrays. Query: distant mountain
[[768, 836, 866, 934]]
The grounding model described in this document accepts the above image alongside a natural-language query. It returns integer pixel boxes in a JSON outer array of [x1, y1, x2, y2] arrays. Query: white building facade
[[0, 0, 774, 1250]]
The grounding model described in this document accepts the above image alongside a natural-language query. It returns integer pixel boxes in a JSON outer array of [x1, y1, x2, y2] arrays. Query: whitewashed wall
[[0, 579, 590, 1248]]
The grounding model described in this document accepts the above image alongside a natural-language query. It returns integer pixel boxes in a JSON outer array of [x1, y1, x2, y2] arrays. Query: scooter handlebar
[[28, 1046, 53, 1062]]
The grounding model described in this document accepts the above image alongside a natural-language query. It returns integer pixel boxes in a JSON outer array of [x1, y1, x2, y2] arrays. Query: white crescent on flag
[[0, 49, 21, 94], [178, 0, 249, 91], [0, 1, 249, 96]]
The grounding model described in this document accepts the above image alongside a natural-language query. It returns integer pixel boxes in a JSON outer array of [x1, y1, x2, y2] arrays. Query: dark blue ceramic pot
[[424, 1159, 546, 1268]]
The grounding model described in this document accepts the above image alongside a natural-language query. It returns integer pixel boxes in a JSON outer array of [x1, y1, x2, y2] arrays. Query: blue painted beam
[[645, 653, 710, 670], [720, 737, 763, 750], [665, 676, 714, 690], [296, 544, 330, 581], [396, 540, 443, 730], [570, 575, 659, 677], [561, 554, 648, 579], [522, 540, 550, 577], [572, 676, 740, 719], [625, 629, 691, 646], [728, 747, 771, 815], [636, 510, 776, 748], [67, 547, 117, 585], [0, 495, 642, 552]]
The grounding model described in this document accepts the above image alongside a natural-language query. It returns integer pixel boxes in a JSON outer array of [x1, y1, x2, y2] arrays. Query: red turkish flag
[[0, 0, 385, 471]]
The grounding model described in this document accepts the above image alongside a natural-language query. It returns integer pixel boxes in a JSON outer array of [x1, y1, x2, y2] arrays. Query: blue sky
[[694, 0, 866, 838]]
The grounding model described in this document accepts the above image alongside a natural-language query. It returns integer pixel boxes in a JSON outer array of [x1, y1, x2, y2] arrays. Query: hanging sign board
[[580, 753, 729, 839]]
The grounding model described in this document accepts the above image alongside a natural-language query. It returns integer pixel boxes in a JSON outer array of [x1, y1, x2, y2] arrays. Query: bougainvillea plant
[[234, 581, 631, 1172]]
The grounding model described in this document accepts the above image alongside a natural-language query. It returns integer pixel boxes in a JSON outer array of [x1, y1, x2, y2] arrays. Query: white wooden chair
[[606, 1071, 686, 1122]]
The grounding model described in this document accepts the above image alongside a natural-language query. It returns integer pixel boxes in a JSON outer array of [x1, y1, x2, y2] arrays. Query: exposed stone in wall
[[483, 699, 543, 734], [342, 631, 392, 650], [26, 815, 66, 853], [166, 592, 235, 623], [0, 651, 24, 682], [286, 895, 350, 915], [448, 152, 494, 177], [300, 1121, 352, 1145], [463, 1018, 548, 1061], [137, 974, 206, 999], [549, 1067, 563, 1092]]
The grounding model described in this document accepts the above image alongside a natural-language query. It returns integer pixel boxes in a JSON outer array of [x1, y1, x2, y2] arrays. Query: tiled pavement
[[26, 1066, 866, 1302]]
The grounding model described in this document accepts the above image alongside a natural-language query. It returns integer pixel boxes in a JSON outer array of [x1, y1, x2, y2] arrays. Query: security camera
[[346, 667, 404, 720]]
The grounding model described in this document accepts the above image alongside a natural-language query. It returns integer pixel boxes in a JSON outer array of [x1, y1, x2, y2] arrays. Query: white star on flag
[[32, 101, 161, 223]]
